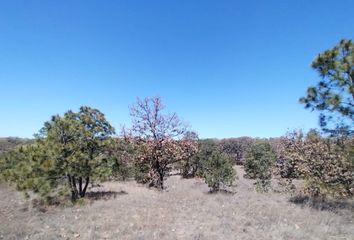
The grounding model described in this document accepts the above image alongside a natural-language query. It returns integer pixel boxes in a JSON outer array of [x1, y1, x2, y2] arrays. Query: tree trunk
[[156, 163, 164, 190], [68, 174, 79, 202], [81, 177, 90, 197], [72, 176, 79, 201], [158, 171, 164, 190], [79, 177, 83, 196]]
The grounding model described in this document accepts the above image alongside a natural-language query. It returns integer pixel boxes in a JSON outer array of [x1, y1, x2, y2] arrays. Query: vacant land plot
[[1, 167, 353, 240]]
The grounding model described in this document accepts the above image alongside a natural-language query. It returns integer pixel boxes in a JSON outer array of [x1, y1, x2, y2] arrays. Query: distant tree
[[201, 150, 236, 192], [219, 137, 254, 165], [300, 39, 354, 136], [0, 137, 31, 154], [244, 140, 276, 192], [123, 97, 198, 190]]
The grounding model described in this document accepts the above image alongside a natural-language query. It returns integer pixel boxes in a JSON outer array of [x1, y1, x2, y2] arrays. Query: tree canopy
[[123, 96, 198, 189], [300, 39, 354, 135], [1, 106, 115, 202]]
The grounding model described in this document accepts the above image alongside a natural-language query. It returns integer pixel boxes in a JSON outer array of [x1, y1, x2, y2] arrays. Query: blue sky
[[1, 0, 353, 138]]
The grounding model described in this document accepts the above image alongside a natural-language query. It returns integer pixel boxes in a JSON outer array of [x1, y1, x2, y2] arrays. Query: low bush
[[179, 139, 218, 178], [244, 140, 276, 192], [201, 150, 236, 192]]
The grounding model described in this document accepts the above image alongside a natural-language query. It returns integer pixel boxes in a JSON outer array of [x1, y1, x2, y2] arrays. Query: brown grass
[[0, 166, 353, 240]]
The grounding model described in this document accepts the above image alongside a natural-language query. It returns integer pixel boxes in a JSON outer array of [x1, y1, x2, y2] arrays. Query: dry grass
[[0, 166, 353, 240]]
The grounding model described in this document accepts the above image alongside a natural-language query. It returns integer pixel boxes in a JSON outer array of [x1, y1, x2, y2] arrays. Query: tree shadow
[[207, 189, 236, 195], [289, 195, 354, 212], [86, 190, 128, 201]]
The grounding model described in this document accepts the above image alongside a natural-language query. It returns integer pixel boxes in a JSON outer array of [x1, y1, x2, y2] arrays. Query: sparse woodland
[[0, 39, 353, 239]]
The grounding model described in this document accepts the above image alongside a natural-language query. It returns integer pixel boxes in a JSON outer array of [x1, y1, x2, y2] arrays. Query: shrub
[[303, 133, 353, 198], [244, 140, 276, 192], [179, 139, 218, 178], [201, 150, 236, 192], [274, 134, 302, 192], [111, 157, 134, 181], [0, 143, 57, 198], [219, 137, 254, 165], [281, 130, 354, 198], [108, 138, 135, 181], [133, 160, 152, 184]]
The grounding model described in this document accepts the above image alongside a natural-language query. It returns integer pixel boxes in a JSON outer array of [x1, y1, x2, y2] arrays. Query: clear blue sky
[[1, 0, 353, 138]]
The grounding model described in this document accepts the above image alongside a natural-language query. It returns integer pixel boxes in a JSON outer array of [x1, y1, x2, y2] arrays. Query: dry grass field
[[1, 166, 353, 240]]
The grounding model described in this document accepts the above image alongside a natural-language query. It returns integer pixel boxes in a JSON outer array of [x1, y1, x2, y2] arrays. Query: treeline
[[0, 137, 32, 153]]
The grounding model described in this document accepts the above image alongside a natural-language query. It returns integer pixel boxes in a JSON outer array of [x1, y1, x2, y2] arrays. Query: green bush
[[180, 139, 218, 178], [133, 160, 152, 184], [110, 157, 134, 181], [0, 143, 61, 199], [219, 137, 254, 165], [108, 139, 135, 181], [244, 140, 275, 192], [201, 150, 236, 192]]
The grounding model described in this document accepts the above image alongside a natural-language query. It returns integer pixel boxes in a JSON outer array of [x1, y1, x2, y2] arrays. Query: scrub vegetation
[[0, 39, 353, 239]]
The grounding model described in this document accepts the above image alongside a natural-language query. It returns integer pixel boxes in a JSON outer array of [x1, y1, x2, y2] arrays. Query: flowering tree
[[123, 96, 198, 189]]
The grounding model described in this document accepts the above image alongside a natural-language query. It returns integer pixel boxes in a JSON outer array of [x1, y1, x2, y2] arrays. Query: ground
[[0, 167, 353, 240]]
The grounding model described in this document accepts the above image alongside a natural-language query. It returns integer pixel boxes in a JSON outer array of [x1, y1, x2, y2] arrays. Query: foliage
[[179, 139, 217, 178], [42, 106, 115, 201], [201, 150, 236, 192], [300, 39, 354, 136], [219, 137, 254, 165], [281, 130, 354, 198], [0, 106, 115, 202], [272, 140, 298, 192], [244, 140, 276, 192], [107, 138, 135, 181], [133, 160, 152, 184], [0, 142, 57, 197], [0, 137, 31, 154], [123, 96, 198, 189], [179, 139, 237, 192], [273, 135, 301, 192]]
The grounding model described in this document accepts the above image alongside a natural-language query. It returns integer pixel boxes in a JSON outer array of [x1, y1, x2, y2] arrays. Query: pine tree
[[1, 106, 115, 202], [300, 39, 354, 136]]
